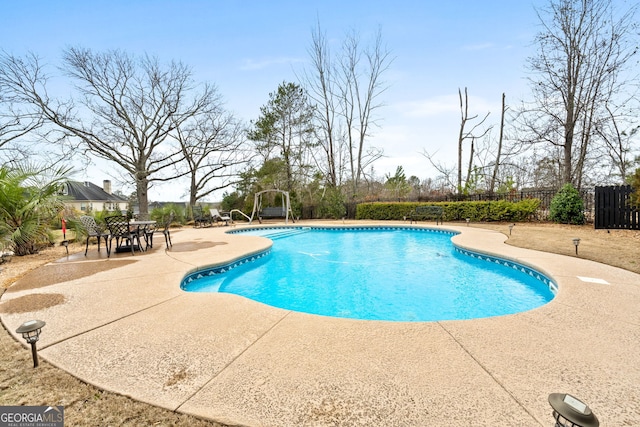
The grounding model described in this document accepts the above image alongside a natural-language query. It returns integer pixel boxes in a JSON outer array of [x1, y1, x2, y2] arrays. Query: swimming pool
[[181, 226, 556, 321]]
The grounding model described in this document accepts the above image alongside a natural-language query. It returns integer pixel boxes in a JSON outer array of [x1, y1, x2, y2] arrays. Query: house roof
[[64, 181, 129, 203]]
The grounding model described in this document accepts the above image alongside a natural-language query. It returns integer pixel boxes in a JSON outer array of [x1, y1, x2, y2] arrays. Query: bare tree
[[457, 87, 491, 193], [521, 0, 638, 188], [300, 24, 342, 188], [0, 51, 64, 163], [595, 102, 639, 182], [489, 93, 507, 193], [1, 48, 218, 217], [302, 25, 392, 199], [175, 106, 251, 206], [0, 92, 43, 151], [420, 148, 457, 193], [338, 28, 392, 197]]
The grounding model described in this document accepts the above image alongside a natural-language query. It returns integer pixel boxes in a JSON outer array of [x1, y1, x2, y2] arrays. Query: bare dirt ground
[[0, 222, 638, 426]]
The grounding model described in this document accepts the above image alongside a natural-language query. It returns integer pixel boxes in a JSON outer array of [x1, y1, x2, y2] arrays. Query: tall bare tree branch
[[1, 48, 219, 217], [521, 0, 638, 188]]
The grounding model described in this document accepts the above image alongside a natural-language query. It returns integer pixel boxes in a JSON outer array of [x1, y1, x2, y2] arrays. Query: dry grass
[[471, 222, 640, 274], [0, 223, 638, 425]]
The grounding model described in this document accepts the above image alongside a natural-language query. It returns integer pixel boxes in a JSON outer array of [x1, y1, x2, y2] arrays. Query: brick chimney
[[103, 180, 112, 194]]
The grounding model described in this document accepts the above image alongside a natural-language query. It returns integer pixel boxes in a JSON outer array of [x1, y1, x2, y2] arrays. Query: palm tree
[[0, 164, 69, 256]]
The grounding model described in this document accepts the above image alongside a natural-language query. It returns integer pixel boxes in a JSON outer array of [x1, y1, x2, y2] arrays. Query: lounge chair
[[80, 215, 110, 256], [211, 208, 232, 226]]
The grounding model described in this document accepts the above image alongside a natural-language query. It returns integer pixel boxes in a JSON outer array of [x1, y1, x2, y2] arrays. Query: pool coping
[[1, 221, 638, 426]]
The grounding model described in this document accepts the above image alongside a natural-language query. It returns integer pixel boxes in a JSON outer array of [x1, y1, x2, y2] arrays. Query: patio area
[[1, 221, 638, 426]]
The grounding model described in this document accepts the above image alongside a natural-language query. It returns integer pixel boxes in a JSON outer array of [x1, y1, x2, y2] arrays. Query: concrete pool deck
[[1, 221, 639, 426]]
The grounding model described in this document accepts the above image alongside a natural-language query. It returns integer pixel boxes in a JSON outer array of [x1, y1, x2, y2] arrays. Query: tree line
[[1, 0, 638, 219]]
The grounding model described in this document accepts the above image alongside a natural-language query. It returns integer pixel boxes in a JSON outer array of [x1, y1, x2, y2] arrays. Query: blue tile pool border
[[182, 225, 557, 296], [454, 246, 558, 294], [181, 249, 272, 290], [226, 224, 458, 236]]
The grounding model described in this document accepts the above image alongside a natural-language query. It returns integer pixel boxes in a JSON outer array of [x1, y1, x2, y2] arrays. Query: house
[[62, 180, 129, 213]]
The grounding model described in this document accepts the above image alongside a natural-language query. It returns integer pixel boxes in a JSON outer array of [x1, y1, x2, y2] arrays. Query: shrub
[[0, 164, 69, 255], [629, 168, 640, 208], [150, 204, 185, 225], [355, 199, 541, 222], [549, 184, 585, 224], [317, 187, 346, 219]]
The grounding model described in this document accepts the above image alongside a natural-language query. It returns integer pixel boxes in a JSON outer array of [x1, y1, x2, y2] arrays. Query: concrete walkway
[[1, 221, 639, 426]]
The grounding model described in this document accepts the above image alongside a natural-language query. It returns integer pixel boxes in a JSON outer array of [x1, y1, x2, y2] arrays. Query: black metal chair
[[79, 215, 110, 256], [158, 212, 174, 248], [192, 205, 213, 228], [142, 222, 157, 250], [104, 215, 144, 257]]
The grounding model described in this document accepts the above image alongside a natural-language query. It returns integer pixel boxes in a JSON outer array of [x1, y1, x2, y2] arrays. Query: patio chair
[[142, 221, 157, 250], [159, 212, 174, 248], [104, 215, 144, 257], [79, 215, 110, 256], [145, 212, 174, 249], [211, 208, 232, 226], [192, 205, 213, 228]]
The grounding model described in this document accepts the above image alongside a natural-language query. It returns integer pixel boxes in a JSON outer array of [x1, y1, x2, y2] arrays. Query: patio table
[[129, 220, 157, 250]]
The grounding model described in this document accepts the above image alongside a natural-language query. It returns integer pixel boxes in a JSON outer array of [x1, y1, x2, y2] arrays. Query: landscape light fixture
[[548, 393, 599, 427], [509, 223, 515, 235], [573, 238, 581, 256], [465, 218, 470, 226], [16, 320, 46, 368]]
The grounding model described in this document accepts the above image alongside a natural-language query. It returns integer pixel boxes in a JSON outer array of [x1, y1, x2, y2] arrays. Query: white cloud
[[397, 95, 460, 117], [395, 92, 498, 119]]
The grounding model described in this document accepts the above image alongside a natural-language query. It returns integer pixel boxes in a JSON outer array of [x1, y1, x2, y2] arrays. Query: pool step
[[261, 227, 311, 239]]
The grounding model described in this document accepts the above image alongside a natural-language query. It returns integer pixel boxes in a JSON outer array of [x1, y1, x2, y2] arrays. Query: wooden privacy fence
[[595, 185, 639, 229]]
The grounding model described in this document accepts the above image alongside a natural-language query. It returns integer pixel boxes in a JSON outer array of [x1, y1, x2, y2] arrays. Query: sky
[[1, 0, 551, 202]]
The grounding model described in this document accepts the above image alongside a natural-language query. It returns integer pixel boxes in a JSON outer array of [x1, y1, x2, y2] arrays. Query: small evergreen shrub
[[318, 188, 347, 219], [628, 168, 640, 208], [150, 204, 185, 225], [549, 184, 585, 224]]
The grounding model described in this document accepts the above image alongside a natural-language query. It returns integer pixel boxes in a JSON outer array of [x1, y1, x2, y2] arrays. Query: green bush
[[220, 191, 245, 212], [549, 184, 585, 224], [355, 199, 541, 222], [317, 187, 347, 219], [629, 168, 640, 208], [150, 204, 185, 225], [0, 164, 69, 255]]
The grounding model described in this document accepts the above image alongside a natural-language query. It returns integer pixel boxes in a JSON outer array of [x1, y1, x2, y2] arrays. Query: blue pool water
[[182, 227, 555, 322]]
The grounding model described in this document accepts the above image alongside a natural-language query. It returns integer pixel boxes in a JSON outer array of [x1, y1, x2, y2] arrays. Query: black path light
[[548, 393, 599, 427], [509, 223, 515, 235], [16, 320, 46, 368], [573, 238, 581, 256]]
